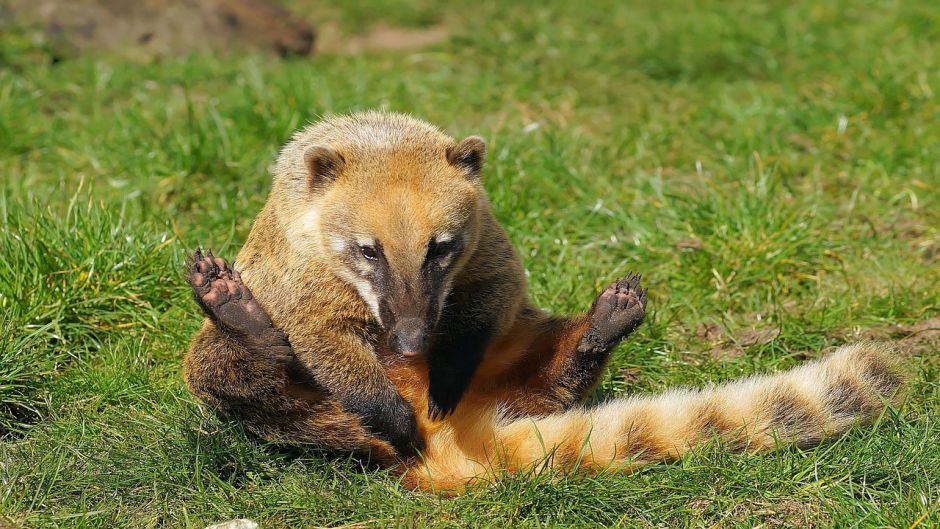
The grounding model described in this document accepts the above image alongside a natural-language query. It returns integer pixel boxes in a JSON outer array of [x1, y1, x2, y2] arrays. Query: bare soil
[[3, 0, 316, 57], [2, 0, 451, 58]]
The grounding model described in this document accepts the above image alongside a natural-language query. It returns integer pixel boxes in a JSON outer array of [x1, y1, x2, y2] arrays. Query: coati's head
[[273, 112, 488, 357]]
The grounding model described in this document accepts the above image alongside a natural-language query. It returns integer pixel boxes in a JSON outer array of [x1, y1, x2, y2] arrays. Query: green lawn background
[[0, 0, 938, 527]]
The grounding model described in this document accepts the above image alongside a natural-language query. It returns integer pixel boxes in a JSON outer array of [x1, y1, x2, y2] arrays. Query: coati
[[184, 111, 907, 492]]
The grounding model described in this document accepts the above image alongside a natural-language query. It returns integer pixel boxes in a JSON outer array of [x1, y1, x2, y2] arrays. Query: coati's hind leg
[[188, 249, 292, 362], [493, 273, 647, 416], [571, 273, 648, 391], [184, 250, 400, 466]]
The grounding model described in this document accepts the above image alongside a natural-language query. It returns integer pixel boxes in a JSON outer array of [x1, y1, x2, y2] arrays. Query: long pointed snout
[[369, 250, 448, 358], [389, 317, 428, 357]]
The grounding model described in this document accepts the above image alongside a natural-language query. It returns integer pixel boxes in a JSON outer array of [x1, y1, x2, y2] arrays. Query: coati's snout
[[376, 261, 445, 357], [388, 319, 427, 357], [361, 234, 462, 357]]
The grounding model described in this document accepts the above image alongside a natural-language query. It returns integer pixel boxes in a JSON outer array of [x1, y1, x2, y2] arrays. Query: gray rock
[[205, 519, 259, 529]]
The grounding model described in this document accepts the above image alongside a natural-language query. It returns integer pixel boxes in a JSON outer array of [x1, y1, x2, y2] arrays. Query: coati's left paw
[[580, 273, 647, 352]]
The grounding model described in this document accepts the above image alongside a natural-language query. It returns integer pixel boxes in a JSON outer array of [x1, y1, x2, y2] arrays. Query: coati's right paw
[[354, 392, 425, 461], [386, 406, 425, 461], [187, 249, 292, 364], [580, 273, 647, 353]]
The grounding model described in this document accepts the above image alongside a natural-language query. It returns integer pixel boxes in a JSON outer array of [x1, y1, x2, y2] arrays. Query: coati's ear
[[303, 145, 345, 189], [446, 136, 486, 179]]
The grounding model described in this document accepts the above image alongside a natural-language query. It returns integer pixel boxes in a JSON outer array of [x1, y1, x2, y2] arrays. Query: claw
[[427, 402, 455, 421], [206, 251, 221, 278], [616, 272, 642, 292]]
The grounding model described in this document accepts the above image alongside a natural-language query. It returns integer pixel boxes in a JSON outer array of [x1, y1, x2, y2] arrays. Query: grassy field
[[1, 0, 939, 527]]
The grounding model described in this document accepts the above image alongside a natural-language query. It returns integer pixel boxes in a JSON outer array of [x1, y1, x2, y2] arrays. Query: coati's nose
[[390, 318, 428, 357]]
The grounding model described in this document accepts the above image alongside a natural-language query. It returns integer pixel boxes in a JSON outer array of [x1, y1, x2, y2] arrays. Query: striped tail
[[406, 342, 906, 492]]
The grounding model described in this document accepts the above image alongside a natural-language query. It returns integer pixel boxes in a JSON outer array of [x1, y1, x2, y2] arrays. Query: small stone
[[206, 520, 258, 529]]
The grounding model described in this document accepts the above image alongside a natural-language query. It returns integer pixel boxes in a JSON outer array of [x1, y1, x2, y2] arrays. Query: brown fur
[[185, 112, 622, 461], [184, 112, 906, 493], [184, 321, 399, 464]]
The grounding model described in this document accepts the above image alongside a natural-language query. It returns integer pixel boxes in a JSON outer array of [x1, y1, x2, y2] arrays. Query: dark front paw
[[356, 393, 425, 460], [579, 273, 647, 353], [385, 408, 425, 460], [427, 396, 458, 422]]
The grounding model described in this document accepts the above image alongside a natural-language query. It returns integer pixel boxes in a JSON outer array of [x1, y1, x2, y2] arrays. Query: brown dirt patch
[[616, 366, 642, 384], [829, 317, 940, 356], [3, 0, 315, 57], [689, 497, 829, 528], [675, 237, 705, 252], [694, 321, 781, 360], [737, 326, 781, 347]]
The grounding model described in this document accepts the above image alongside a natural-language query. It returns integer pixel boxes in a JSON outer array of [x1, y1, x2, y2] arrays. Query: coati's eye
[[360, 245, 379, 261], [426, 239, 454, 261]]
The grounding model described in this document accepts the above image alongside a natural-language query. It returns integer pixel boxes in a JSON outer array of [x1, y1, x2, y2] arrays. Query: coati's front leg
[[424, 277, 518, 420], [185, 250, 420, 461], [288, 327, 425, 458], [426, 318, 492, 420], [494, 273, 647, 416]]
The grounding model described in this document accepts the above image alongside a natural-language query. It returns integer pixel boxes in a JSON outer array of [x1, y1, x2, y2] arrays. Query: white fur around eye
[[356, 237, 376, 248], [329, 235, 347, 252]]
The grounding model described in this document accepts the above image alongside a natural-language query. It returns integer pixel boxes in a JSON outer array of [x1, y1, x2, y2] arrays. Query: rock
[[205, 519, 259, 529]]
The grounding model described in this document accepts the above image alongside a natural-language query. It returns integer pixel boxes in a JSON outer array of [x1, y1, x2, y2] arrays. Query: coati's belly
[[379, 343, 527, 445]]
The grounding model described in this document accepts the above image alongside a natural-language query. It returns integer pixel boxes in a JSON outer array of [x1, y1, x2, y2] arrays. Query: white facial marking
[[352, 279, 383, 323], [337, 269, 383, 324], [329, 235, 347, 253], [434, 233, 456, 267], [285, 207, 321, 254], [438, 277, 454, 316], [356, 237, 376, 248]]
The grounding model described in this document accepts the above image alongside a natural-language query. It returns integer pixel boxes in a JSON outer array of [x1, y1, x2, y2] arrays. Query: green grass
[[1, 0, 938, 527]]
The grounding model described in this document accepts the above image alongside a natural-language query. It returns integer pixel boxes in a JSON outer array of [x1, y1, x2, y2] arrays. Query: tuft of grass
[[0, 199, 184, 434], [0, 317, 52, 433]]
